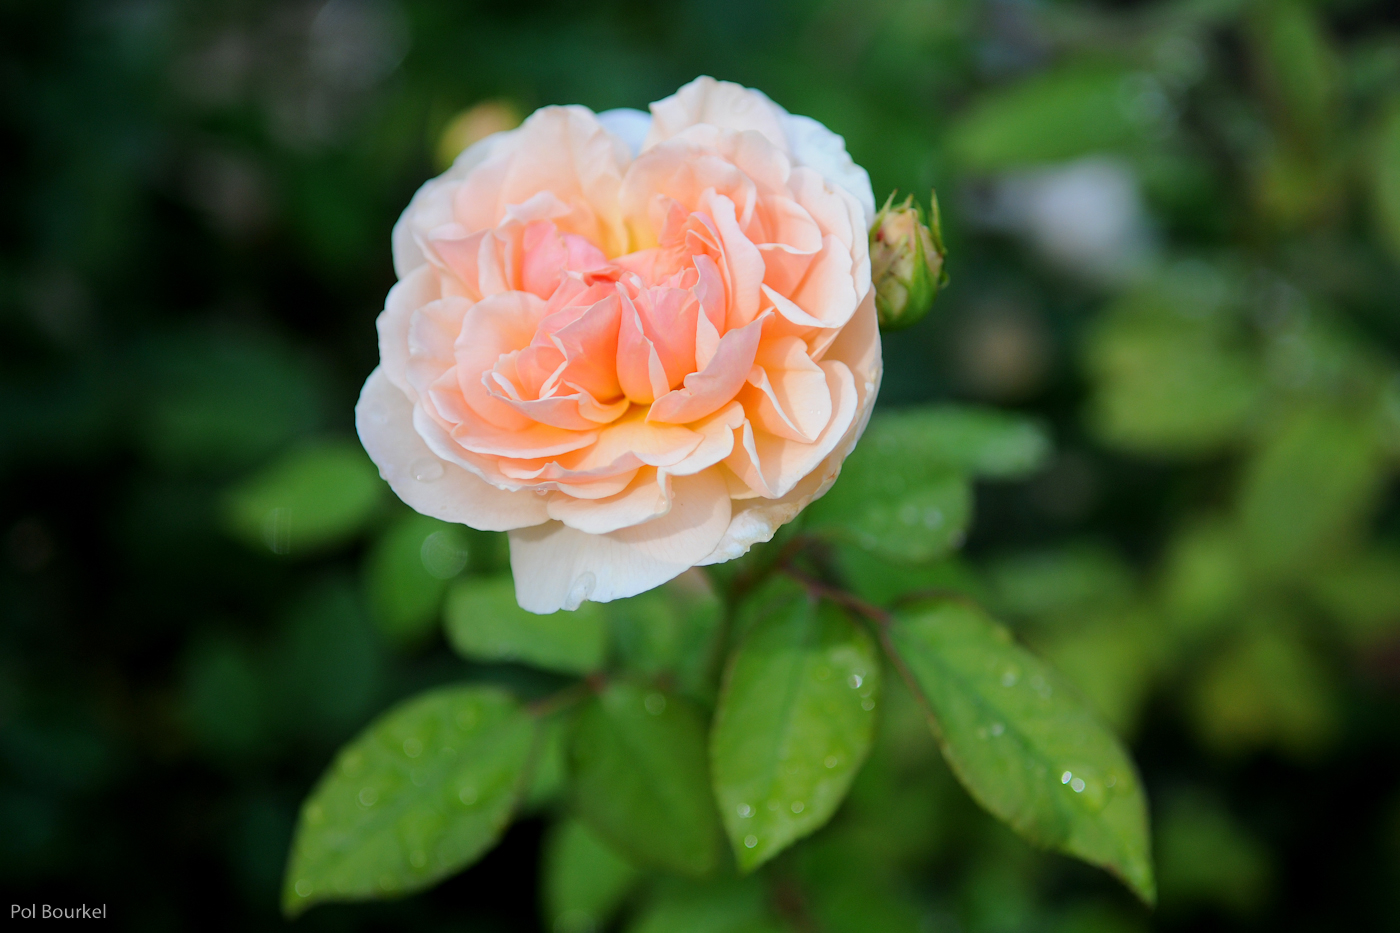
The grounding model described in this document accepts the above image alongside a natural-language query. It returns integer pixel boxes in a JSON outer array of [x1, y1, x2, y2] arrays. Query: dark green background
[[3, 0, 1399, 929]]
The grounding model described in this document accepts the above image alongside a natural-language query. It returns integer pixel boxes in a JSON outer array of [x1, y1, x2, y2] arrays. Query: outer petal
[[509, 470, 732, 613], [546, 467, 670, 534], [377, 264, 441, 397], [597, 107, 651, 158], [356, 367, 549, 531], [392, 130, 511, 278], [643, 76, 790, 155], [783, 113, 876, 226]]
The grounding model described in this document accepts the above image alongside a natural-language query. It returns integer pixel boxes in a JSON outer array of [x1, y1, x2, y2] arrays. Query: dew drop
[[403, 737, 423, 758], [410, 458, 444, 482], [1001, 669, 1019, 687], [861, 698, 875, 711], [1061, 771, 1073, 785], [1071, 777, 1086, 793], [295, 879, 313, 897], [824, 755, 839, 769], [410, 849, 427, 869], [644, 692, 667, 715], [565, 572, 596, 610], [358, 787, 378, 807], [737, 803, 753, 818], [459, 785, 478, 805], [990, 722, 1005, 737], [791, 801, 804, 814], [744, 834, 758, 848], [1106, 775, 1118, 788], [847, 673, 864, 689]]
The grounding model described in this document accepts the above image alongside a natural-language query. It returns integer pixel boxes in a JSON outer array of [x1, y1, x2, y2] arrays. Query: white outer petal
[[356, 367, 550, 531], [597, 107, 651, 158], [509, 470, 732, 613], [783, 114, 876, 227]]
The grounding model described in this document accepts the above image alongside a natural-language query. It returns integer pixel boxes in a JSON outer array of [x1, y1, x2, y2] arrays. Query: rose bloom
[[357, 77, 882, 613]]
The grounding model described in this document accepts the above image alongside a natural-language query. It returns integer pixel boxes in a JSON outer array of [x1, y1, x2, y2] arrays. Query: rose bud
[[870, 191, 947, 330]]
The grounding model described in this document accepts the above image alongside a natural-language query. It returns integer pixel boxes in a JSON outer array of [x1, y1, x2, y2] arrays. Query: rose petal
[[356, 367, 548, 531], [377, 264, 441, 398], [648, 312, 766, 424], [509, 469, 732, 612], [740, 336, 833, 443], [644, 76, 790, 155], [724, 359, 857, 499], [546, 467, 671, 534]]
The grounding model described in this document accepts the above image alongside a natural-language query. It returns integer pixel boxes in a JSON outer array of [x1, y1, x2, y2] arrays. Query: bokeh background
[[4, 0, 1400, 929]]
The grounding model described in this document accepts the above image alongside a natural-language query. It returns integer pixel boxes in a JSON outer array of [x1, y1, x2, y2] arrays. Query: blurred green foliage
[[4, 0, 1400, 930]]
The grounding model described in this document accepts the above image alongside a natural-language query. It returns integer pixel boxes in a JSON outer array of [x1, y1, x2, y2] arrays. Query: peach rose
[[356, 77, 882, 613]]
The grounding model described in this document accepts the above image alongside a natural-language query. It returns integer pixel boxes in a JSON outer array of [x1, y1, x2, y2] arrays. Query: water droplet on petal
[[403, 737, 423, 758], [565, 572, 596, 610], [644, 693, 667, 715], [410, 457, 444, 482], [358, 787, 378, 807], [295, 879, 313, 897], [744, 834, 758, 848]]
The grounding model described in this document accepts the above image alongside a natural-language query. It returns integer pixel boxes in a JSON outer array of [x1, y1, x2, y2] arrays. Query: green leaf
[[282, 685, 536, 915], [1085, 289, 1260, 457], [444, 576, 607, 675], [1156, 790, 1271, 915], [365, 512, 471, 645], [948, 64, 1150, 171], [711, 596, 879, 871], [806, 405, 1048, 564], [606, 574, 725, 697], [1374, 95, 1400, 265], [887, 600, 1154, 903], [987, 544, 1136, 624], [863, 405, 1052, 479], [543, 818, 641, 933], [628, 877, 787, 933], [808, 468, 971, 565], [1247, 0, 1340, 144], [1187, 627, 1339, 757], [1239, 407, 1384, 578], [569, 682, 723, 876], [223, 439, 383, 556], [834, 543, 985, 608]]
